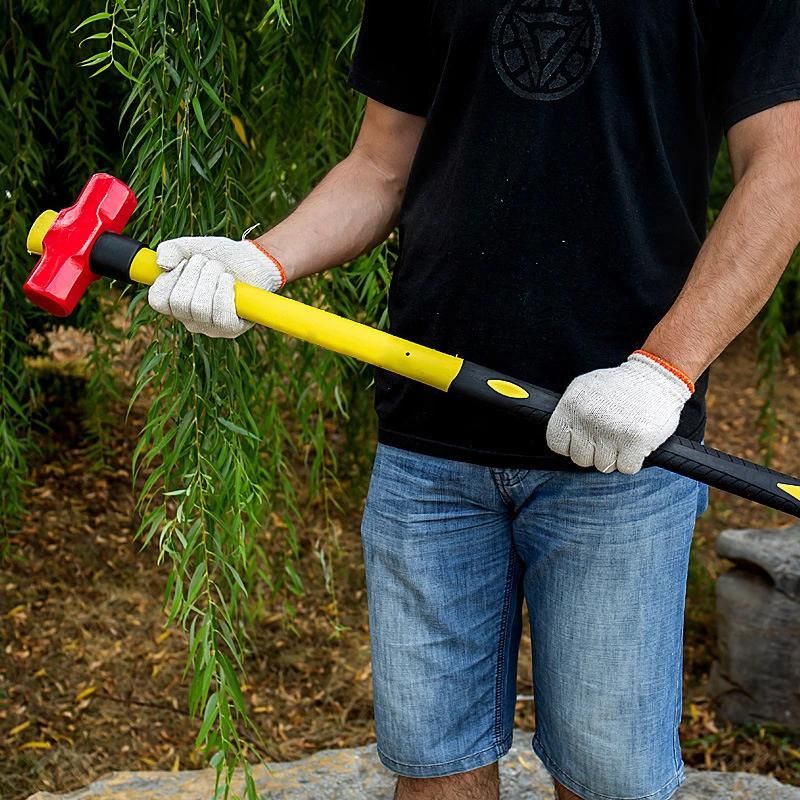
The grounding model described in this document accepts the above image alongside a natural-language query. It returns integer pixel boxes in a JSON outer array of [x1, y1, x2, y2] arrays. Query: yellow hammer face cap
[[27, 210, 58, 255], [487, 379, 530, 399], [778, 483, 800, 501]]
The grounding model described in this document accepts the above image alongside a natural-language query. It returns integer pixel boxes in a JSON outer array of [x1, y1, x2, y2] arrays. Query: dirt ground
[[1, 325, 799, 800]]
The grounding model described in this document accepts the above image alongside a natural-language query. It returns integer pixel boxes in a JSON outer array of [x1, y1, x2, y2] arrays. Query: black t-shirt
[[348, 0, 800, 469]]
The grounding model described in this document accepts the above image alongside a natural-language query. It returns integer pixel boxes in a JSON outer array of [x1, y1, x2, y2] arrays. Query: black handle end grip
[[449, 360, 800, 518], [646, 437, 800, 518]]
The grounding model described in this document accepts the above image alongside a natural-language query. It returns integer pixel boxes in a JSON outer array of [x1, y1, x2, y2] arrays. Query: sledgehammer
[[24, 174, 800, 517]]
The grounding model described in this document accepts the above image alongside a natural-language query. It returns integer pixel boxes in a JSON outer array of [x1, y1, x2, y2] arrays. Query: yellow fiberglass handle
[[130, 248, 464, 392]]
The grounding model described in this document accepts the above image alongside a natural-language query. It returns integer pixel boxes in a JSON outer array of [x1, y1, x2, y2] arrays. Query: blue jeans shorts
[[360, 444, 708, 800]]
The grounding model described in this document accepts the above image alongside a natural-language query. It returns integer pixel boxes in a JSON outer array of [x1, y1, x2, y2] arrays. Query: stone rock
[[710, 524, 800, 729], [716, 524, 800, 600], [27, 731, 800, 800], [678, 772, 800, 799]]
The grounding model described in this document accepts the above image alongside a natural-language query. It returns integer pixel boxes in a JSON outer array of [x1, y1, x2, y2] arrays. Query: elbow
[[738, 149, 800, 231], [349, 146, 409, 210], [737, 146, 800, 188], [729, 103, 800, 244]]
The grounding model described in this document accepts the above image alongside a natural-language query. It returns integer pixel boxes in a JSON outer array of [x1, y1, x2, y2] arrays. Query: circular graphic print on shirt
[[492, 0, 602, 101]]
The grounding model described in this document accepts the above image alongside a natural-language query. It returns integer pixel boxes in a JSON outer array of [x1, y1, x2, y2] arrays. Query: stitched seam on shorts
[[490, 469, 514, 505], [493, 543, 518, 747], [376, 735, 511, 769], [672, 636, 685, 773], [533, 734, 685, 800], [503, 468, 529, 488]]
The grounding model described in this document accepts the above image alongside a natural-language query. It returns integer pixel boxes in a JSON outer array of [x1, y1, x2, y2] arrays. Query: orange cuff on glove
[[632, 349, 695, 395]]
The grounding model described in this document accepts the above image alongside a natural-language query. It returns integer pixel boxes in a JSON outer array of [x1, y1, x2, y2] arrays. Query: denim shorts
[[360, 444, 707, 800]]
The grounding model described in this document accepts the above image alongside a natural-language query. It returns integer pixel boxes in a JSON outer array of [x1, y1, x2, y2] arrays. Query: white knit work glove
[[148, 236, 285, 338], [546, 351, 695, 475]]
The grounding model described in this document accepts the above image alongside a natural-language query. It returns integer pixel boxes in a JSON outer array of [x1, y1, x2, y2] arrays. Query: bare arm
[[255, 99, 426, 283], [643, 101, 800, 381]]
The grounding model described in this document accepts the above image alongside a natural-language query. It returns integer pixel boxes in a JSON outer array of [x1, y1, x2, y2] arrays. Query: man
[[148, 2, 800, 798]]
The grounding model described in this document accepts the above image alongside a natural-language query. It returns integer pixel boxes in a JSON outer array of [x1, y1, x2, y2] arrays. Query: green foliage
[[0, 5, 42, 535], [0, 1, 121, 537]]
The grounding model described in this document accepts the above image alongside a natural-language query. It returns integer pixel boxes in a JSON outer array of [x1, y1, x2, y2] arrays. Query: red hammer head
[[24, 174, 137, 317]]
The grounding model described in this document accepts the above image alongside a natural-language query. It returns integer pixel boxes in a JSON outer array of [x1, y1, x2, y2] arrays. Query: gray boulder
[[710, 523, 800, 729], [27, 732, 800, 799]]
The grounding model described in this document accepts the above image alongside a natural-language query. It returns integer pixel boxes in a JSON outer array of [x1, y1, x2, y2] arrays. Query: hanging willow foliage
[[1, 1, 122, 539], [69, 1, 378, 794], [3, 0, 373, 791], [0, 6, 43, 536]]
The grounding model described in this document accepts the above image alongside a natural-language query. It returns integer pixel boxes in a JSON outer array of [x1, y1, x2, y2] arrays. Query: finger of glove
[[148, 262, 186, 316], [210, 272, 252, 338], [569, 434, 596, 469], [593, 441, 619, 474], [616, 447, 648, 475], [167, 255, 207, 322], [182, 319, 207, 335], [185, 259, 224, 329], [546, 410, 572, 457]]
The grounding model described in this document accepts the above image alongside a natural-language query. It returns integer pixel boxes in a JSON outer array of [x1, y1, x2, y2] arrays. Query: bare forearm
[[644, 157, 800, 381], [255, 149, 403, 283], [254, 101, 425, 284]]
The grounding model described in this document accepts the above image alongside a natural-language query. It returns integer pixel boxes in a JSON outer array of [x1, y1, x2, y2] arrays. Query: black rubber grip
[[645, 437, 800, 517], [449, 361, 800, 517], [90, 232, 145, 283]]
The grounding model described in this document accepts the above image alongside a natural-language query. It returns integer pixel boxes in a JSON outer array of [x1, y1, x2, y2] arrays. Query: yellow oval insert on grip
[[487, 379, 530, 399], [778, 483, 800, 501]]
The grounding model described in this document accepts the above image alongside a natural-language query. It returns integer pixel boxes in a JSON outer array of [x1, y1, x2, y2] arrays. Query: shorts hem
[[532, 734, 685, 800], [376, 731, 513, 779]]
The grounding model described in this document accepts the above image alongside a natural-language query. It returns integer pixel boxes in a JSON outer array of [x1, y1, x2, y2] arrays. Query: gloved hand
[[148, 236, 286, 338], [546, 350, 694, 474]]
